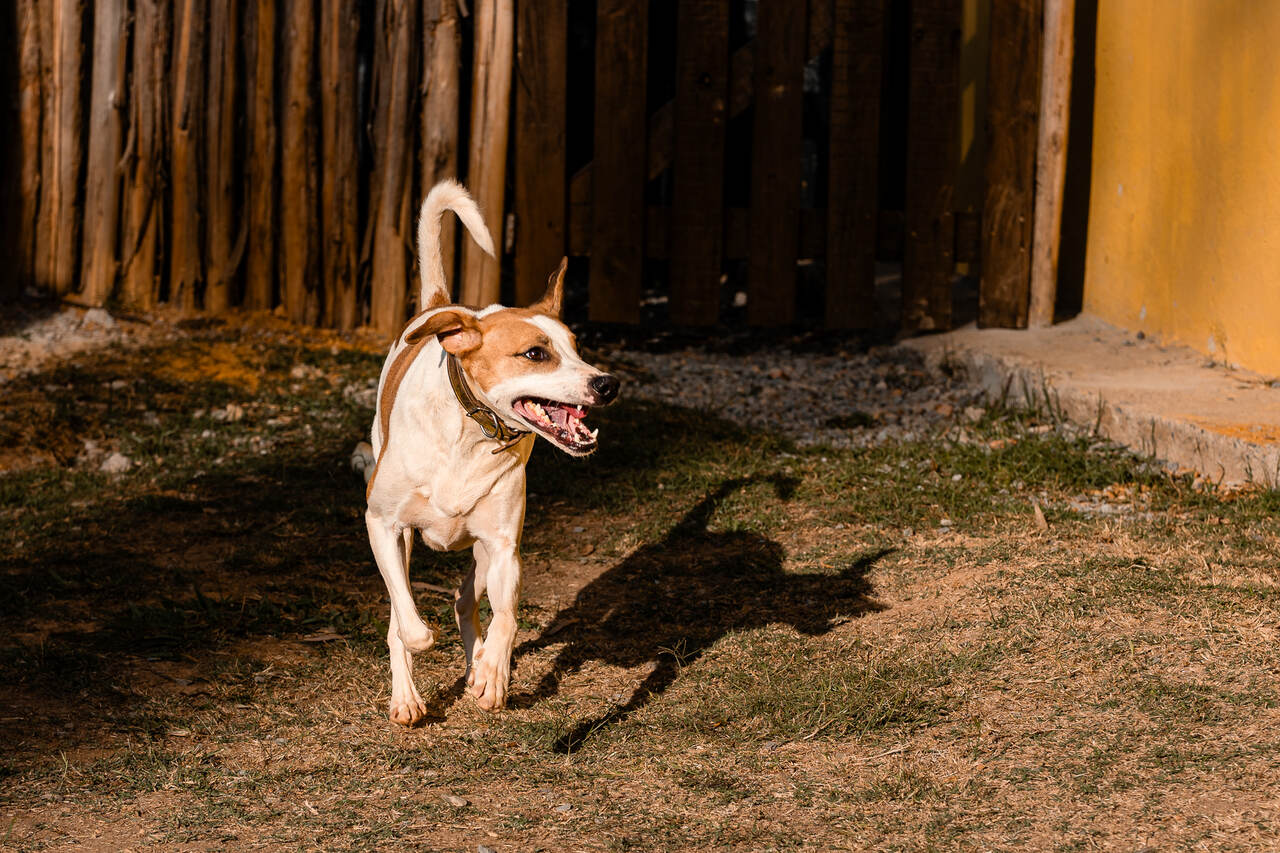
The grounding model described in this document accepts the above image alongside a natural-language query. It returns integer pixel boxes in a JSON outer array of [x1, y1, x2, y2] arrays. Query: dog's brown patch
[[366, 337, 429, 499], [456, 309, 562, 392]]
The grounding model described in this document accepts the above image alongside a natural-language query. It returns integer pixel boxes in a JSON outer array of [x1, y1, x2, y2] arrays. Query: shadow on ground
[[510, 476, 889, 752]]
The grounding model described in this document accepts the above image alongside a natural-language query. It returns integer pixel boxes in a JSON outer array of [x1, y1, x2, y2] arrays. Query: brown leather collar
[[446, 354, 530, 453]]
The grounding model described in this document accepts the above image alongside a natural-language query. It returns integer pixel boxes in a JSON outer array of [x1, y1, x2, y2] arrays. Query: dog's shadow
[[505, 475, 889, 752]]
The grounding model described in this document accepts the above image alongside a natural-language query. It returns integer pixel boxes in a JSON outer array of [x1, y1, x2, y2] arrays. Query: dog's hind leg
[[454, 543, 489, 682], [469, 539, 522, 711]]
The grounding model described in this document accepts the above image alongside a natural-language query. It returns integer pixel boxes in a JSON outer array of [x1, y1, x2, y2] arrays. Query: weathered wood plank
[[205, 0, 240, 313], [39, 0, 85, 296], [902, 0, 960, 332], [282, 0, 320, 324], [14, 0, 43, 295], [589, 0, 647, 324], [669, 0, 729, 326], [461, 0, 514, 307], [169, 0, 205, 310], [747, 0, 805, 326], [825, 0, 884, 329], [245, 0, 277, 311], [979, 0, 1040, 329], [368, 0, 415, 331], [513, 0, 567, 307], [121, 0, 168, 309], [321, 0, 361, 328], [1029, 0, 1075, 327], [420, 0, 460, 301]]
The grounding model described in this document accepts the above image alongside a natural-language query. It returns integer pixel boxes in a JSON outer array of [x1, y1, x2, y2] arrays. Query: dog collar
[[446, 354, 530, 452]]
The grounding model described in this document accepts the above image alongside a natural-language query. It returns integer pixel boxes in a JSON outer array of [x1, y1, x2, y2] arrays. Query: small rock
[[478, 846, 498, 853], [100, 452, 132, 474], [963, 406, 985, 423], [553, 803, 572, 813], [951, 473, 962, 481], [571, 525, 585, 534], [939, 518, 952, 527], [443, 794, 469, 808], [934, 403, 954, 417], [761, 740, 781, 751]]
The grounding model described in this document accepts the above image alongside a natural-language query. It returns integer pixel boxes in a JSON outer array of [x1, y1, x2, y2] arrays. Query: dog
[[355, 180, 620, 725]]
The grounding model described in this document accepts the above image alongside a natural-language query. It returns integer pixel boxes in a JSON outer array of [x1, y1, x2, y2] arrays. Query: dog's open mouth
[[514, 397, 598, 454]]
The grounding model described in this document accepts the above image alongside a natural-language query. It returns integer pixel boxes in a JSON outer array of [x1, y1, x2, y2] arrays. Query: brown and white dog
[[356, 180, 619, 725]]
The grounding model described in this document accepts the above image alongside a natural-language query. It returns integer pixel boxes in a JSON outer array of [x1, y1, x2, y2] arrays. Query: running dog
[[356, 180, 619, 725]]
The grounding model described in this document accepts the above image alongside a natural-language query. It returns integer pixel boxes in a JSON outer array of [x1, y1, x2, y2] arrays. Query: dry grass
[[2, 314, 1279, 851]]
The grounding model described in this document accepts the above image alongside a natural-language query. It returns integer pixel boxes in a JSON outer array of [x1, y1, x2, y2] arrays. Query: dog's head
[[406, 259, 620, 456]]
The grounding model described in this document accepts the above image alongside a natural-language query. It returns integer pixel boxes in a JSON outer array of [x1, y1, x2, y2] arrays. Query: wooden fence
[[0, 0, 1059, 334]]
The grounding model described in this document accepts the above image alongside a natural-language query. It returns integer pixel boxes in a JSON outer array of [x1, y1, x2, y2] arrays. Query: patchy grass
[[2, 314, 1280, 851]]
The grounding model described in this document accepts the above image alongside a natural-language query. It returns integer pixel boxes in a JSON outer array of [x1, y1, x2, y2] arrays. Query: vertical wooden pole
[[747, 0, 805, 327], [282, 0, 320, 324], [902, 0, 960, 333], [15, 0, 43, 294], [321, 0, 361, 329], [461, 0, 514, 307], [121, 0, 168, 309], [589, 0, 647, 324], [825, 0, 884, 329], [245, 0, 277, 311], [1029, 0, 1074, 328], [979, 0, 1041, 329], [205, 0, 240, 313], [421, 0, 461, 301], [669, 0, 729, 327], [513, 0, 567, 308], [81, 0, 128, 305], [169, 0, 206, 311], [368, 0, 416, 332], [39, 0, 85, 297]]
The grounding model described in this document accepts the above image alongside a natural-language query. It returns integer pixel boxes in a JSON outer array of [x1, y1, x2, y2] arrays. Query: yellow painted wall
[[1084, 0, 1280, 376]]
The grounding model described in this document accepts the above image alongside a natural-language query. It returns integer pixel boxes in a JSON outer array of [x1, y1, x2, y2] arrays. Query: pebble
[[100, 452, 133, 474], [553, 804, 572, 813], [443, 794, 469, 808], [478, 846, 498, 853]]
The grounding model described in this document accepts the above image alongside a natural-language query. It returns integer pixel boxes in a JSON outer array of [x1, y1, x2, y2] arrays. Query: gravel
[[613, 345, 986, 448], [0, 307, 125, 383]]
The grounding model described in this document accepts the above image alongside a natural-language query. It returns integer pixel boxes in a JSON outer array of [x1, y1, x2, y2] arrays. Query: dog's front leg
[[469, 539, 521, 711], [366, 512, 437, 652]]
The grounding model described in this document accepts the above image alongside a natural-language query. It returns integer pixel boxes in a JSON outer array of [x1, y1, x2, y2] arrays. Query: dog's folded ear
[[404, 309, 482, 354], [529, 257, 568, 318]]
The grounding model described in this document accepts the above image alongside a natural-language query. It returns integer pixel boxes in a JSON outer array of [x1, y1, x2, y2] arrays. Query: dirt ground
[[2, 308, 1279, 852]]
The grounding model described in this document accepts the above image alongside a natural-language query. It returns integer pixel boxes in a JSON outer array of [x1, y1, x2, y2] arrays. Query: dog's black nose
[[590, 373, 620, 404]]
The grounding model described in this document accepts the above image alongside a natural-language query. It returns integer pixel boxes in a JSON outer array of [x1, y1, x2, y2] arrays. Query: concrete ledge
[[899, 315, 1280, 487]]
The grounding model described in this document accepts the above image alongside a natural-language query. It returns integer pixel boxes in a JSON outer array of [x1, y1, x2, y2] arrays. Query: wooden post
[[669, 0, 728, 327], [825, 0, 884, 329], [421, 0, 460, 301], [38, 0, 85, 297], [461, 0, 514, 308], [368, 0, 416, 332], [81, 0, 128, 305], [282, 0, 320, 324], [121, 0, 168, 309], [169, 0, 205, 311], [1029, 0, 1074, 328], [321, 0, 361, 329], [245, 0, 277, 311], [15, 0, 43, 295], [589, 0, 647, 324], [747, 0, 805, 326], [204, 0, 240, 313], [902, 0, 960, 333], [513, 0, 567, 308], [979, 0, 1041, 329]]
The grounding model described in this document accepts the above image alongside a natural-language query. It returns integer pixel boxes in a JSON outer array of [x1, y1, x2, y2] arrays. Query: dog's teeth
[[589, 428, 598, 439]]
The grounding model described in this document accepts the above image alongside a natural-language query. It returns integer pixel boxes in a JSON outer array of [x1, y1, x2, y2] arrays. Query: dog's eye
[[521, 346, 549, 362]]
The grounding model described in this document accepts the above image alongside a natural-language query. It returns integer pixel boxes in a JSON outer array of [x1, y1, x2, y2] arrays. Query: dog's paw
[[469, 653, 509, 711], [389, 693, 428, 726], [351, 442, 375, 481]]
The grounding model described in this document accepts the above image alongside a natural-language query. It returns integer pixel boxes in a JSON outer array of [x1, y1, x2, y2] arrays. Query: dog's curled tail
[[416, 179, 495, 310]]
